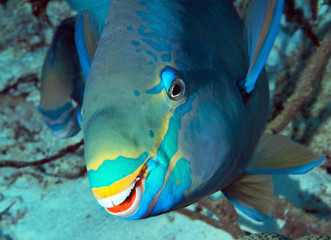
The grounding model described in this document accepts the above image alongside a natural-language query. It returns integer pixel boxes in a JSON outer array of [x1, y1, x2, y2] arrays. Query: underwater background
[[0, 0, 330, 239]]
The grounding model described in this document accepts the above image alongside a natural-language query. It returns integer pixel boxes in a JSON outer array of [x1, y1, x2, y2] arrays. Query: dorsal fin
[[242, 0, 284, 93]]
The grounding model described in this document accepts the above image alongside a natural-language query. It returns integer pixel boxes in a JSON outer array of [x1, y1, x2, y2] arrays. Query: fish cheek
[[177, 100, 239, 193]]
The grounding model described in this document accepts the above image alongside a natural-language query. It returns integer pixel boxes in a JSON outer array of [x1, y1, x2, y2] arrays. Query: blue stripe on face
[[125, 158, 167, 219], [149, 158, 191, 215], [155, 95, 194, 165], [123, 94, 195, 219], [147, 95, 195, 213], [88, 152, 148, 188]]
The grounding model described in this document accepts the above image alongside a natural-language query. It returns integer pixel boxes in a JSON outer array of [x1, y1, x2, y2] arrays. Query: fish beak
[[94, 165, 148, 218]]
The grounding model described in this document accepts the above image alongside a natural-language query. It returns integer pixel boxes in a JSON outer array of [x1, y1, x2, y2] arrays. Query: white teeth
[[109, 184, 142, 217], [97, 196, 114, 208], [111, 181, 135, 206], [97, 180, 137, 208]]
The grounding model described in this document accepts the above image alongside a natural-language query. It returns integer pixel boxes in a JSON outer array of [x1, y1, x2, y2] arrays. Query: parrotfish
[[39, 0, 324, 221]]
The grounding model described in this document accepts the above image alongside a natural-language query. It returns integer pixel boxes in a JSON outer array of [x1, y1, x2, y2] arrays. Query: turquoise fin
[[246, 134, 324, 175], [223, 174, 274, 221], [39, 17, 84, 138], [75, 11, 101, 78], [241, 0, 284, 93]]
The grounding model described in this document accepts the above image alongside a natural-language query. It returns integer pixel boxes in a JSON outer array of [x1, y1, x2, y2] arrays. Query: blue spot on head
[[127, 26, 133, 31], [149, 130, 154, 138], [131, 41, 140, 47], [134, 90, 140, 96], [161, 68, 176, 91], [148, 61, 154, 65], [161, 54, 171, 62]]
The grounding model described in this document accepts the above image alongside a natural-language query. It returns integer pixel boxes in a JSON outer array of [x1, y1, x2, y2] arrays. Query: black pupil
[[172, 83, 181, 96]]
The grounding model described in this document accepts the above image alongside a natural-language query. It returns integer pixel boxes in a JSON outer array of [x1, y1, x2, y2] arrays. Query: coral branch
[[176, 208, 226, 231], [266, 28, 331, 134], [284, 0, 320, 46], [275, 197, 331, 239], [0, 202, 15, 218], [22, 0, 51, 18], [199, 197, 246, 238], [0, 73, 39, 94], [177, 197, 246, 238], [0, 139, 84, 168], [309, 1, 318, 22]]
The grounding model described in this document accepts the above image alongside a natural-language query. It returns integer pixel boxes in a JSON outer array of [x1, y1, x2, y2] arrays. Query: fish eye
[[168, 78, 185, 101]]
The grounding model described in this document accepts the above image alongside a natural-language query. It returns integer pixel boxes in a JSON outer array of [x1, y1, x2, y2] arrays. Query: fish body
[[82, 0, 268, 218], [40, 0, 324, 221]]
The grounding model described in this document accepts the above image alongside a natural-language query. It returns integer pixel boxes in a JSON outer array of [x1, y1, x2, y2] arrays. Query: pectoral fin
[[246, 134, 324, 175], [222, 174, 274, 221], [40, 17, 84, 138]]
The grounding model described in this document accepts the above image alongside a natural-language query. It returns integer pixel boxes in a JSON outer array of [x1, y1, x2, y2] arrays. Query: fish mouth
[[96, 166, 147, 217]]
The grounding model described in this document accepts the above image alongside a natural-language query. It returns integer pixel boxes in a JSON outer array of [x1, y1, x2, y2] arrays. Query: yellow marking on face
[[87, 150, 148, 171], [92, 160, 148, 199], [176, 179, 180, 185]]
